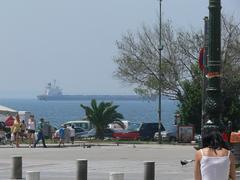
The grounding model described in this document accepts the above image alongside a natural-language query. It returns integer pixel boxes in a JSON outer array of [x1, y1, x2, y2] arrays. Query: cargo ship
[[37, 80, 143, 101]]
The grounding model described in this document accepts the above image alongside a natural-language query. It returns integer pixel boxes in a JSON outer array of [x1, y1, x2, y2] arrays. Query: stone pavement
[[0, 143, 196, 180]]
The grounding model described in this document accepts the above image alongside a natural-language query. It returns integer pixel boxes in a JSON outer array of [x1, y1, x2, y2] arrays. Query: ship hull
[[37, 95, 143, 101]]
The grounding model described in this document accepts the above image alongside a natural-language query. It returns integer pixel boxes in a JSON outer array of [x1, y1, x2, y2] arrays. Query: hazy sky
[[0, 0, 239, 98]]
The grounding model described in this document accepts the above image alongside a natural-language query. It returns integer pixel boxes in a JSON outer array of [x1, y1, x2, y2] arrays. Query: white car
[[62, 120, 93, 131], [194, 134, 202, 143]]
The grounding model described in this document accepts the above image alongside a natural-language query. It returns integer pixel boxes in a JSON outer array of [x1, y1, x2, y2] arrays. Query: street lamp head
[[158, 45, 164, 51], [202, 119, 219, 135]]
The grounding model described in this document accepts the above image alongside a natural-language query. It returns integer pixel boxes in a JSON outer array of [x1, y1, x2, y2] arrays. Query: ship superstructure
[[44, 80, 62, 96]]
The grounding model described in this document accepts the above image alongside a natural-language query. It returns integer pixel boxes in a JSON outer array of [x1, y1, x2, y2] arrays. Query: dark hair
[[72, 125, 74, 128], [202, 130, 229, 150]]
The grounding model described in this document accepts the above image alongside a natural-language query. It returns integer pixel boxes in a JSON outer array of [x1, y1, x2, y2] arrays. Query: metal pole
[[201, 16, 209, 130], [144, 161, 155, 180], [158, 0, 163, 144], [76, 159, 87, 180], [204, 0, 221, 128], [11, 156, 22, 179]]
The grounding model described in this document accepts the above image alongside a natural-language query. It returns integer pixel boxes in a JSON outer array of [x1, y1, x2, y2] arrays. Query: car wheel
[[169, 136, 176, 142], [134, 137, 139, 141]]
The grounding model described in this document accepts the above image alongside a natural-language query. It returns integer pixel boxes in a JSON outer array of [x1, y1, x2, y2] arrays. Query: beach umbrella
[[5, 115, 15, 127]]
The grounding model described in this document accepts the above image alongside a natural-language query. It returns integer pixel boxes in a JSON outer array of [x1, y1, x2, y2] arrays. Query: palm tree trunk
[[96, 127, 104, 140]]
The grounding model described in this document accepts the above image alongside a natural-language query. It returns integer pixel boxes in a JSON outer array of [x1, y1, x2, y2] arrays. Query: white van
[[62, 120, 93, 131]]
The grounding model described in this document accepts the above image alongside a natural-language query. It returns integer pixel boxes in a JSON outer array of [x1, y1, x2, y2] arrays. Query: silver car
[[154, 130, 177, 142]]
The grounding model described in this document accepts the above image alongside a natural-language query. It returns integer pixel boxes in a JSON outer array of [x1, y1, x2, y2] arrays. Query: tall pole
[[158, 0, 163, 144], [201, 16, 208, 130], [204, 0, 222, 131]]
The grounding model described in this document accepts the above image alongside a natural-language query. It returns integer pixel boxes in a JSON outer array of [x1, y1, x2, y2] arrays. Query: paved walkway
[[0, 143, 195, 180]]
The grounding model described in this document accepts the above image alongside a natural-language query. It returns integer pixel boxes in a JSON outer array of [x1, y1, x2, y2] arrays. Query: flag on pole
[[198, 48, 205, 71]]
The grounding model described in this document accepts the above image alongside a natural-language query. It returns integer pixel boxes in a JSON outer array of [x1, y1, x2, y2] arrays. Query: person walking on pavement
[[34, 118, 47, 148], [58, 125, 66, 147], [20, 120, 27, 142], [11, 114, 21, 148], [68, 125, 75, 144], [27, 115, 36, 148]]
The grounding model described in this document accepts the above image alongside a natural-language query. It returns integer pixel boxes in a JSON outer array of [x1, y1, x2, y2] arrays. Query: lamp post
[[158, 0, 163, 144], [203, 0, 222, 132], [201, 16, 208, 131]]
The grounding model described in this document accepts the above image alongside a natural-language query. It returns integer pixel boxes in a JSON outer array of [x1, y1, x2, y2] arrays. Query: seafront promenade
[[0, 143, 195, 180]]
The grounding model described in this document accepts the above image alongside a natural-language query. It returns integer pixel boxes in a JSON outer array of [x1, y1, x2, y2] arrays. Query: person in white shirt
[[194, 129, 236, 180], [27, 115, 36, 148], [68, 125, 75, 144]]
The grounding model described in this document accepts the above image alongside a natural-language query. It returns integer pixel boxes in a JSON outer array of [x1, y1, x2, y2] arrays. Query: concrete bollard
[[11, 156, 22, 179], [76, 159, 87, 180], [236, 171, 240, 180], [26, 171, 40, 180], [144, 161, 155, 180], [109, 172, 124, 180]]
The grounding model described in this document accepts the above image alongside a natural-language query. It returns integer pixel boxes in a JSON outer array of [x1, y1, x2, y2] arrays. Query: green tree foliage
[[220, 16, 240, 131], [178, 65, 202, 133], [114, 20, 204, 100], [114, 15, 240, 132], [80, 99, 124, 139]]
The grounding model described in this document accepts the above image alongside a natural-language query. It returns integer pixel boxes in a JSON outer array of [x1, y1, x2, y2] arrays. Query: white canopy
[[0, 105, 17, 116]]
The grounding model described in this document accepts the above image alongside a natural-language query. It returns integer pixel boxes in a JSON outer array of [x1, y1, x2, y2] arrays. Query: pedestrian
[[68, 125, 75, 144], [34, 118, 47, 148], [64, 125, 70, 143], [194, 129, 236, 180], [58, 125, 66, 147], [11, 114, 21, 148], [20, 120, 26, 142], [27, 115, 36, 148]]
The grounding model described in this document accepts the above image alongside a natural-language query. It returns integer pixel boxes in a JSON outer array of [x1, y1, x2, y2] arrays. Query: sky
[[0, 0, 239, 98]]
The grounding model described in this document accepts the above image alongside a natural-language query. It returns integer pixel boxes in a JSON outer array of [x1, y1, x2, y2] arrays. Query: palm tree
[[80, 99, 124, 139]]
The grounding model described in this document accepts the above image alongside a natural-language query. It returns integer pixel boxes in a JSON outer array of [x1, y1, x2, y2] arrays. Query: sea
[[0, 98, 178, 131]]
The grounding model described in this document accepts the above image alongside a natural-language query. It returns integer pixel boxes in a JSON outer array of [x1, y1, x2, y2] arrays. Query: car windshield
[[75, 127, 85, 133], [127, 123, 140, 131], [88, 128, 96, 134]]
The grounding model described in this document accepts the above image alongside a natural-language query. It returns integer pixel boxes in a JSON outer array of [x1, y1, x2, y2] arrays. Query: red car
[[112, 130, 140, 140]]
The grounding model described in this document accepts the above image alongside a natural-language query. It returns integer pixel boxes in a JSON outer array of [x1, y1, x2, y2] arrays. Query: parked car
[[62, 120, 93, 131], [112, 130, 140, 140], [154, 131, 177, 142], [81, 128, 115, 139], [138, 122, 165, 141], [154, 125, 177, 142], [194, 134, 202, 143], [75, 127, 88, 138]]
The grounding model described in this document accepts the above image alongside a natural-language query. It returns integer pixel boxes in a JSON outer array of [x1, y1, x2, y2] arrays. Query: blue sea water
[[0, 99, 178, 131]]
